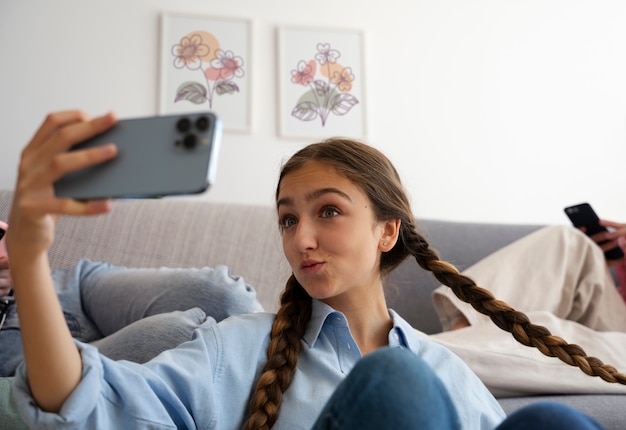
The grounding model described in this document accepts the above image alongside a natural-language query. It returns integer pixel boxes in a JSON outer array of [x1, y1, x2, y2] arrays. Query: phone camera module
[[195, 116, 210, 131], [182, 134, 197, 150], [176, 118, 191, 133]]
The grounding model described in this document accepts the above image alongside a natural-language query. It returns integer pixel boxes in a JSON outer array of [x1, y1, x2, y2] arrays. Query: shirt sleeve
[[12, 319, 222, 429]]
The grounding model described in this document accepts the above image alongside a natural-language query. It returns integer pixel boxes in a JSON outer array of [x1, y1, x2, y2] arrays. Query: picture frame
[[277, 26, 366, 139], [159, 13, 251, 132]]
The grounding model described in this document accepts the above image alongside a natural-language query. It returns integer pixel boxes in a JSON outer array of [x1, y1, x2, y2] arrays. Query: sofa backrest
[[0, 190, 543, 333]]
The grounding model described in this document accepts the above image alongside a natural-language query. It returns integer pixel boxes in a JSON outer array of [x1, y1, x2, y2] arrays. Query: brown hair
[[243, 137, 626, 429]]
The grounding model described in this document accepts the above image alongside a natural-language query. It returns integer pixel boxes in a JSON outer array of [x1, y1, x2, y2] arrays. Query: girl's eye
[[321, 207, 339, 218], [279, 216, 297, 229]]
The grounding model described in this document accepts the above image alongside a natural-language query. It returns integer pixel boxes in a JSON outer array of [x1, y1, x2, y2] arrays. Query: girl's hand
[[7, 111, 118, 261]]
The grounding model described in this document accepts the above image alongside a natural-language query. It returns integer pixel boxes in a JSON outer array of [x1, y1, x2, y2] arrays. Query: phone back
[[54, 112, 221, 199], [564, 203, 604, 235]]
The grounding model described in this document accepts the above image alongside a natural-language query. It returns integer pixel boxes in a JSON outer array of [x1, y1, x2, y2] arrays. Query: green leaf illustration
[[174, 81, 208, 104]]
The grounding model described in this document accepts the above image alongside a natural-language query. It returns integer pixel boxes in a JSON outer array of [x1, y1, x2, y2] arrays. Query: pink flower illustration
[[291, 60, 317, 85], [210, 50, 245, 79]]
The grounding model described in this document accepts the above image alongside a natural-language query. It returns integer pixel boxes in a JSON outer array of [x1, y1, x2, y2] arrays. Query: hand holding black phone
[[564, 203, 625, 261]]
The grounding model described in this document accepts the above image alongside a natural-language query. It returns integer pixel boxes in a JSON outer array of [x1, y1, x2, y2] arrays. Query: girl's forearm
[[12, 252, 82, 412]]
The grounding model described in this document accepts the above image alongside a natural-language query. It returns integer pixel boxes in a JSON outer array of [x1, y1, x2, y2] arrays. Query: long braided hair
[[242, 138, 626, 430]]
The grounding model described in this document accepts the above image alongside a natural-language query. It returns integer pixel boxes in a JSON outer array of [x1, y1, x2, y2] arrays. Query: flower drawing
[[171, 31, 245, 109], [290, 43, 359, 127]]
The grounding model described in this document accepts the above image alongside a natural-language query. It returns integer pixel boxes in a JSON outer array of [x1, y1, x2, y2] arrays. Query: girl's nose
[[292, 218, 317, 252]]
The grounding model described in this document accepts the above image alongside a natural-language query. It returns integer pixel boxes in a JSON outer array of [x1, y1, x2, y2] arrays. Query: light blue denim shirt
[[13, 300, 505, 429]]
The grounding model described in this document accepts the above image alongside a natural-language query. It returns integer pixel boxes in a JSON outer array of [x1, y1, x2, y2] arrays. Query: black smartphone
[[564, 202, 624, 260], [54, 112, 222, 199]]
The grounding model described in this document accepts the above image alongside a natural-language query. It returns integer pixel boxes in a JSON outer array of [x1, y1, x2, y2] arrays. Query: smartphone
[[54, 112, 222, 199], [564, 202, 624, 260]]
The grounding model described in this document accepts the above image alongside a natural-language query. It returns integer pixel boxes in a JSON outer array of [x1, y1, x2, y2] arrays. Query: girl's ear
[[379, 218, 401, 252]]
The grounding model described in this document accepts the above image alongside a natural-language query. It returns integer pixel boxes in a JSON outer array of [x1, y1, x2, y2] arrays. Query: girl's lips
[[300, 260, 324, 273]]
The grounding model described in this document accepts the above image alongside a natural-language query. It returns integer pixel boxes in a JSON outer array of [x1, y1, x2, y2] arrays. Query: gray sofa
[[0, 189, 623, 429]]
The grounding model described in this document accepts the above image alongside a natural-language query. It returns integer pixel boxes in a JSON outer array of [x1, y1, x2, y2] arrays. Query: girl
[[7, 111, 606, 429]]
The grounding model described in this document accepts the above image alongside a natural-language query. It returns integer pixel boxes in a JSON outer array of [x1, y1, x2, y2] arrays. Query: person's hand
[[587, 219, 626, 266], [0, 257, 11, 296], [6, 111, 118, 262]]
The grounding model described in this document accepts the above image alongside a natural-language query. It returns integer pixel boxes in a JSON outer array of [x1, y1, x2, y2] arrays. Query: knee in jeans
[[359, 346, 415, 368], [355, 347, 436, 387], [503, 402, 601, 429]]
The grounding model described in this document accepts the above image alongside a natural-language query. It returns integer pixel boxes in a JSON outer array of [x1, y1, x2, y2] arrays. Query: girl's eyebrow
[[277, 187, 352, 208]]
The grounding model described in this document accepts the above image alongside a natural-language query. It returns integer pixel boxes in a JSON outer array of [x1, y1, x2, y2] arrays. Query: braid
[[403, 226, 626, 385], [243, 275, 312, 430]]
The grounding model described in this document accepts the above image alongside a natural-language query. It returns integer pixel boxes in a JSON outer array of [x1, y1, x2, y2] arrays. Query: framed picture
[[277, 26, 366, 139], [160, 13, 251, 132]]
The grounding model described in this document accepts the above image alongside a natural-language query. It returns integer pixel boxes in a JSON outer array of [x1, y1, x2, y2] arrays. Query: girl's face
[[277, 161, 392, 308]]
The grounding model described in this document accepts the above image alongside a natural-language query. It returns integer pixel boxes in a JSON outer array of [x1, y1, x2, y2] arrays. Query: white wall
[[1, 0, 625, 224]]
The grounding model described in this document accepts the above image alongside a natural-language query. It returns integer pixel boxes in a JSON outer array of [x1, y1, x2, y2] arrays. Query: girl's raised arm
[[6, 111, 118, 411]]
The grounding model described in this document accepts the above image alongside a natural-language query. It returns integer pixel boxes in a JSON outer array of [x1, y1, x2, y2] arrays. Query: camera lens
[[182, 134, 197, 149], [195, 116, 210, 131], [176, 118, 191, 133]]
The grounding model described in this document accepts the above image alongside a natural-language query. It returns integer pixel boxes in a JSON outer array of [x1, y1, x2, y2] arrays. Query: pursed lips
[[300, 259, 324, 273]]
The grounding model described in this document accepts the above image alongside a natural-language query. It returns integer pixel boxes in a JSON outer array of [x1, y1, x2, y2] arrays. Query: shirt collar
[[303, 300, 414, 350], [303, 300, 342, 347]]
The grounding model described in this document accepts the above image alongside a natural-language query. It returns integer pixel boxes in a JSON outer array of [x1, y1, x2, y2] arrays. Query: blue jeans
[[0, 259, 263, 377], [312, 348, 603, 430]]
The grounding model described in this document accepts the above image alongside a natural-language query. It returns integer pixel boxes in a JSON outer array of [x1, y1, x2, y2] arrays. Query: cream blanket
[[430, 225, 626, 396]]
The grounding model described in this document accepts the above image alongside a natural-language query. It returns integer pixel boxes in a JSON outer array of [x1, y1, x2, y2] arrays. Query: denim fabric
[[311, 347, 461, 429], [0, 259, 263, 377], [498, 402, 603, 430], [0, 258, 104, 376], [0, 329, 22, 378]]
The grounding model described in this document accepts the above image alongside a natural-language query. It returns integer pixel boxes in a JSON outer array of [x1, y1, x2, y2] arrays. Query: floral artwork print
[[170, 31, 245, 109], [289, 43, 359, 127]]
